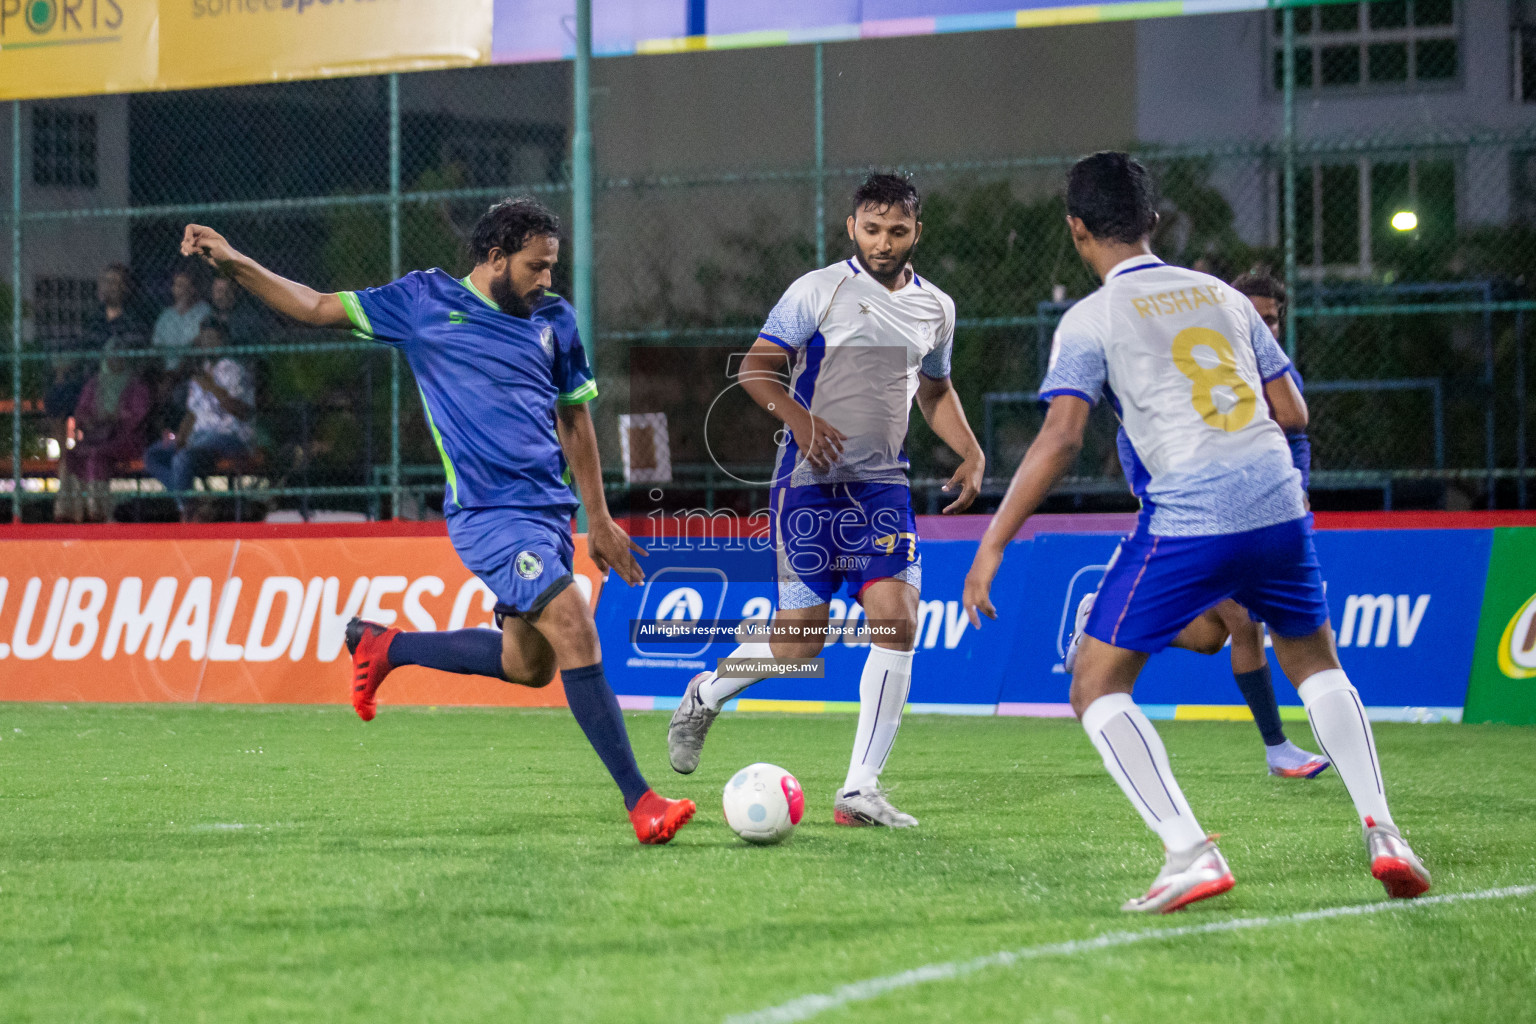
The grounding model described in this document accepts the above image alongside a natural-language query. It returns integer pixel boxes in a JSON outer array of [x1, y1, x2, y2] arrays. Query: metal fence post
[[1281, 2, 1298, 363], [388, 73, 403, 521], [11, 100, 21, 523], [1517, 308, 1528, 509], [573, 0, 593, 531], [814, 42, 826, 268]]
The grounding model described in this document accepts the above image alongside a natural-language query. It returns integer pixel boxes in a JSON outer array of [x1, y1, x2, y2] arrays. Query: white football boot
[[1121, 837, 1235, 914], [834, 785, 918, 828], [1063, 592, 1096, 673], [1265, 738, 1331, 779], [1365, 817, 1431, 898], [667, 671, 719, 775]]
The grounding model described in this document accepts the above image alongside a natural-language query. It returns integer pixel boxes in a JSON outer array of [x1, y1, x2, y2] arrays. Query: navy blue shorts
[[771, 482, 921, 610], [447, 506, 575, 618], [1085, 515, 1330, 654]]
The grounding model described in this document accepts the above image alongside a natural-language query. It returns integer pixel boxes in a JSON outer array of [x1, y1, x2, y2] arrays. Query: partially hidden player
[[1064, 269, 1331, 780], [180, 198, 696, 845], [963, 153, 1429, 912], [667, 173, 985, 828]]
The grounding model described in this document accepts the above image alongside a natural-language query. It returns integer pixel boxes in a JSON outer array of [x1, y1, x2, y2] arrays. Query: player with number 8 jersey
[[964, 152, 1429, 913]]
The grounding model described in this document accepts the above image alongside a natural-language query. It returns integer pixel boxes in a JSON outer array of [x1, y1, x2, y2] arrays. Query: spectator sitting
[[151, 263, 211, 370], [55, 351, 151, 524], [208, 276, 266, 348], [145, 321, 257, 522], [45, 264, 146, 444]]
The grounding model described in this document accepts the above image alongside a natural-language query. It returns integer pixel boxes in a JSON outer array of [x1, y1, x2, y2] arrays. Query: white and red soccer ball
[[722, 762, 804, 844]]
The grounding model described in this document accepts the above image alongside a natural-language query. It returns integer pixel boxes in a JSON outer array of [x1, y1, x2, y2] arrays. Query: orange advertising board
[[0, 530, 602, 708]]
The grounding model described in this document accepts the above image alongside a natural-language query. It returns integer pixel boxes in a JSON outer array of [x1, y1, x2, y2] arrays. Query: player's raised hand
[[941, 452, 985, 514], [181, 224, 239, 269], [588, 516, 648, 586], [799, 414, 847, 472]]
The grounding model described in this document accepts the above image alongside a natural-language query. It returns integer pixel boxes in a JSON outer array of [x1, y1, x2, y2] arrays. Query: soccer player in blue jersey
[[180, 199, 697, 845], [963, 153, 1429, 912], [1064, 270, 1331, 780]]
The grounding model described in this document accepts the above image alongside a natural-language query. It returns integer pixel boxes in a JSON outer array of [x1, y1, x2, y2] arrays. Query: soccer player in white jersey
[[964, 153, 1429, 912], [668, 173, 985, 827], [1065, 270, 1331, 780]]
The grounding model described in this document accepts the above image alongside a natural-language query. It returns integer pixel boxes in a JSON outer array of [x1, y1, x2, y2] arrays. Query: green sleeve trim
[[337, 292, 374, 336], [557, 379, 599, 406]]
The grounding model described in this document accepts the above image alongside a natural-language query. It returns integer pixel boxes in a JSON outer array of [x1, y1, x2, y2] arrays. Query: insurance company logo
[[1496, 592, 1536, 680], [632, 568, 727, 658], [1, 0, 123, 41], [655, 587, 703, 622]]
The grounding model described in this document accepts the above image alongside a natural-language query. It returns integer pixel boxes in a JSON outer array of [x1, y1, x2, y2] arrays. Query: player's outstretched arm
[[181, 224, 350, 329], [555, 402, 646, 585], [915, 374, 985, 514], [962, 396, 1090, 627], [737, 338, 846, 471]]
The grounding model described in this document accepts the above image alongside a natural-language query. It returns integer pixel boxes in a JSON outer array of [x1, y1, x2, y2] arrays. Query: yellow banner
[[0, 0, 491, 101]]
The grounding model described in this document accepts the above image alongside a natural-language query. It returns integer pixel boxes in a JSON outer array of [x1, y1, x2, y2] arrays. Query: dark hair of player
[[471, 197, 562, 264], [852, 172, 920, 218], [1065, 152, 1158, 245], [1231, 270, 1288, 313]]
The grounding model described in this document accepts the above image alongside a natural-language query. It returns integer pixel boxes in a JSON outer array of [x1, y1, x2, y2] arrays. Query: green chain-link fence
[[4, 4, 1533, 522]]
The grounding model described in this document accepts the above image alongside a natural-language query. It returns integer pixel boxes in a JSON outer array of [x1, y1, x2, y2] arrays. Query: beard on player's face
[[854, 233, 917, 285], [488, 262, 541, 318]]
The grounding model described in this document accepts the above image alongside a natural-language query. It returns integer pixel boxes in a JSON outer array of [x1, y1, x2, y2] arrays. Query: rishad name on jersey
[[1130, 284, 1228, 319]]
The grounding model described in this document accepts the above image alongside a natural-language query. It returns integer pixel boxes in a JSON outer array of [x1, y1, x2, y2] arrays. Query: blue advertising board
[[995, 529, 1493, 713], [595, 539, 1033, 708]]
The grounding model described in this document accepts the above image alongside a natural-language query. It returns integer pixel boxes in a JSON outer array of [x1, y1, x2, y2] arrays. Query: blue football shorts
[[771, 482, 921, 610], [1085, 514, 1330, 654], [447, 506, 575, 620]]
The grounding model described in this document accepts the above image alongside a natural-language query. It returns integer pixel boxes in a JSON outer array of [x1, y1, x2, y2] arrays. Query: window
[[31, 107, 98, 188], [33, 278, 97, 345], [1285, 156, 1456, 273], [1272, 2, 1459, 92]]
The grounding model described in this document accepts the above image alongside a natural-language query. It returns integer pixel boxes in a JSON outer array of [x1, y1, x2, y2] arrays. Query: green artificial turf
[[0, 704, 1531, 1023]]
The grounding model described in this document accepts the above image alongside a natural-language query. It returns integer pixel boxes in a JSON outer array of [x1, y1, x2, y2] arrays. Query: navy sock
[[1233, 664, 1287, 747], [561, 662, 649, 810], [388, 629, 505, 680]]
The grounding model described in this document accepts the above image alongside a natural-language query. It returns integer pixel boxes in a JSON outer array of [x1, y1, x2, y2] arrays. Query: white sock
[[843, 646, 914, 792], [698, 642, 774, 711], [1299, 669, 1394, 828], [1082, 693, 1206, 853]]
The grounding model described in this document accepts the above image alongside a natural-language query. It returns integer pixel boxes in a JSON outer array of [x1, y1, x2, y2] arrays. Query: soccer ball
[[722, 763, 804, 845]]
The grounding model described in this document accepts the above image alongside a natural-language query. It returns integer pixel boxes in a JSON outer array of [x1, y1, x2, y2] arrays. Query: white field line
[[724, 884, 1536, 1024]]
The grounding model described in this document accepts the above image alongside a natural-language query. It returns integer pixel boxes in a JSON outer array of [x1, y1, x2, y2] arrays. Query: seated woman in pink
[[56, 355, 151, 523]]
